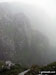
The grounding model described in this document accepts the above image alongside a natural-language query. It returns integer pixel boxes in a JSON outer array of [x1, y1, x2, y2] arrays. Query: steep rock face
[[0, 3, 50, 66]]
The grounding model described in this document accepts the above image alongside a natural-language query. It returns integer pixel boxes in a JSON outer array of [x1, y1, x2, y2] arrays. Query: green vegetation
[[0, 61, 26, 75], [0, 61, 56, 75], [25, 62, 56, 75], [0, 61, 5, 69], [41, 62, 56, 71], [25, 65, 40, 75]]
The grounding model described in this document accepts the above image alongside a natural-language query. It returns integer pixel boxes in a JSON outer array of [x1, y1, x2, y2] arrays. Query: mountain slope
[[0, 3, 50, 66]]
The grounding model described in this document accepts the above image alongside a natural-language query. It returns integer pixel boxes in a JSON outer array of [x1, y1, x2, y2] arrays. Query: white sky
[[0, 0, 56, 18]]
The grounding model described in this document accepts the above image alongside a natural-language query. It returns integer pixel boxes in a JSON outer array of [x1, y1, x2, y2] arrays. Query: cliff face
[[0, 3, 50, 66]]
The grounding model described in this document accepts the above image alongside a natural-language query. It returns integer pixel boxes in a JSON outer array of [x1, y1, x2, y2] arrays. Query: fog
[[19, 0, 56, 47], [6, 0, 56, 47], [0, 0, 56, 66], [0, 0, 56, 46]]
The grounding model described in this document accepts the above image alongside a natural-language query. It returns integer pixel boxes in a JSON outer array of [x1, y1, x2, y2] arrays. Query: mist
[[0, 0, 56, 66], [4, 0, 56, 47], [0, 0, 56, 46], [18, 0, 56, 47]]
